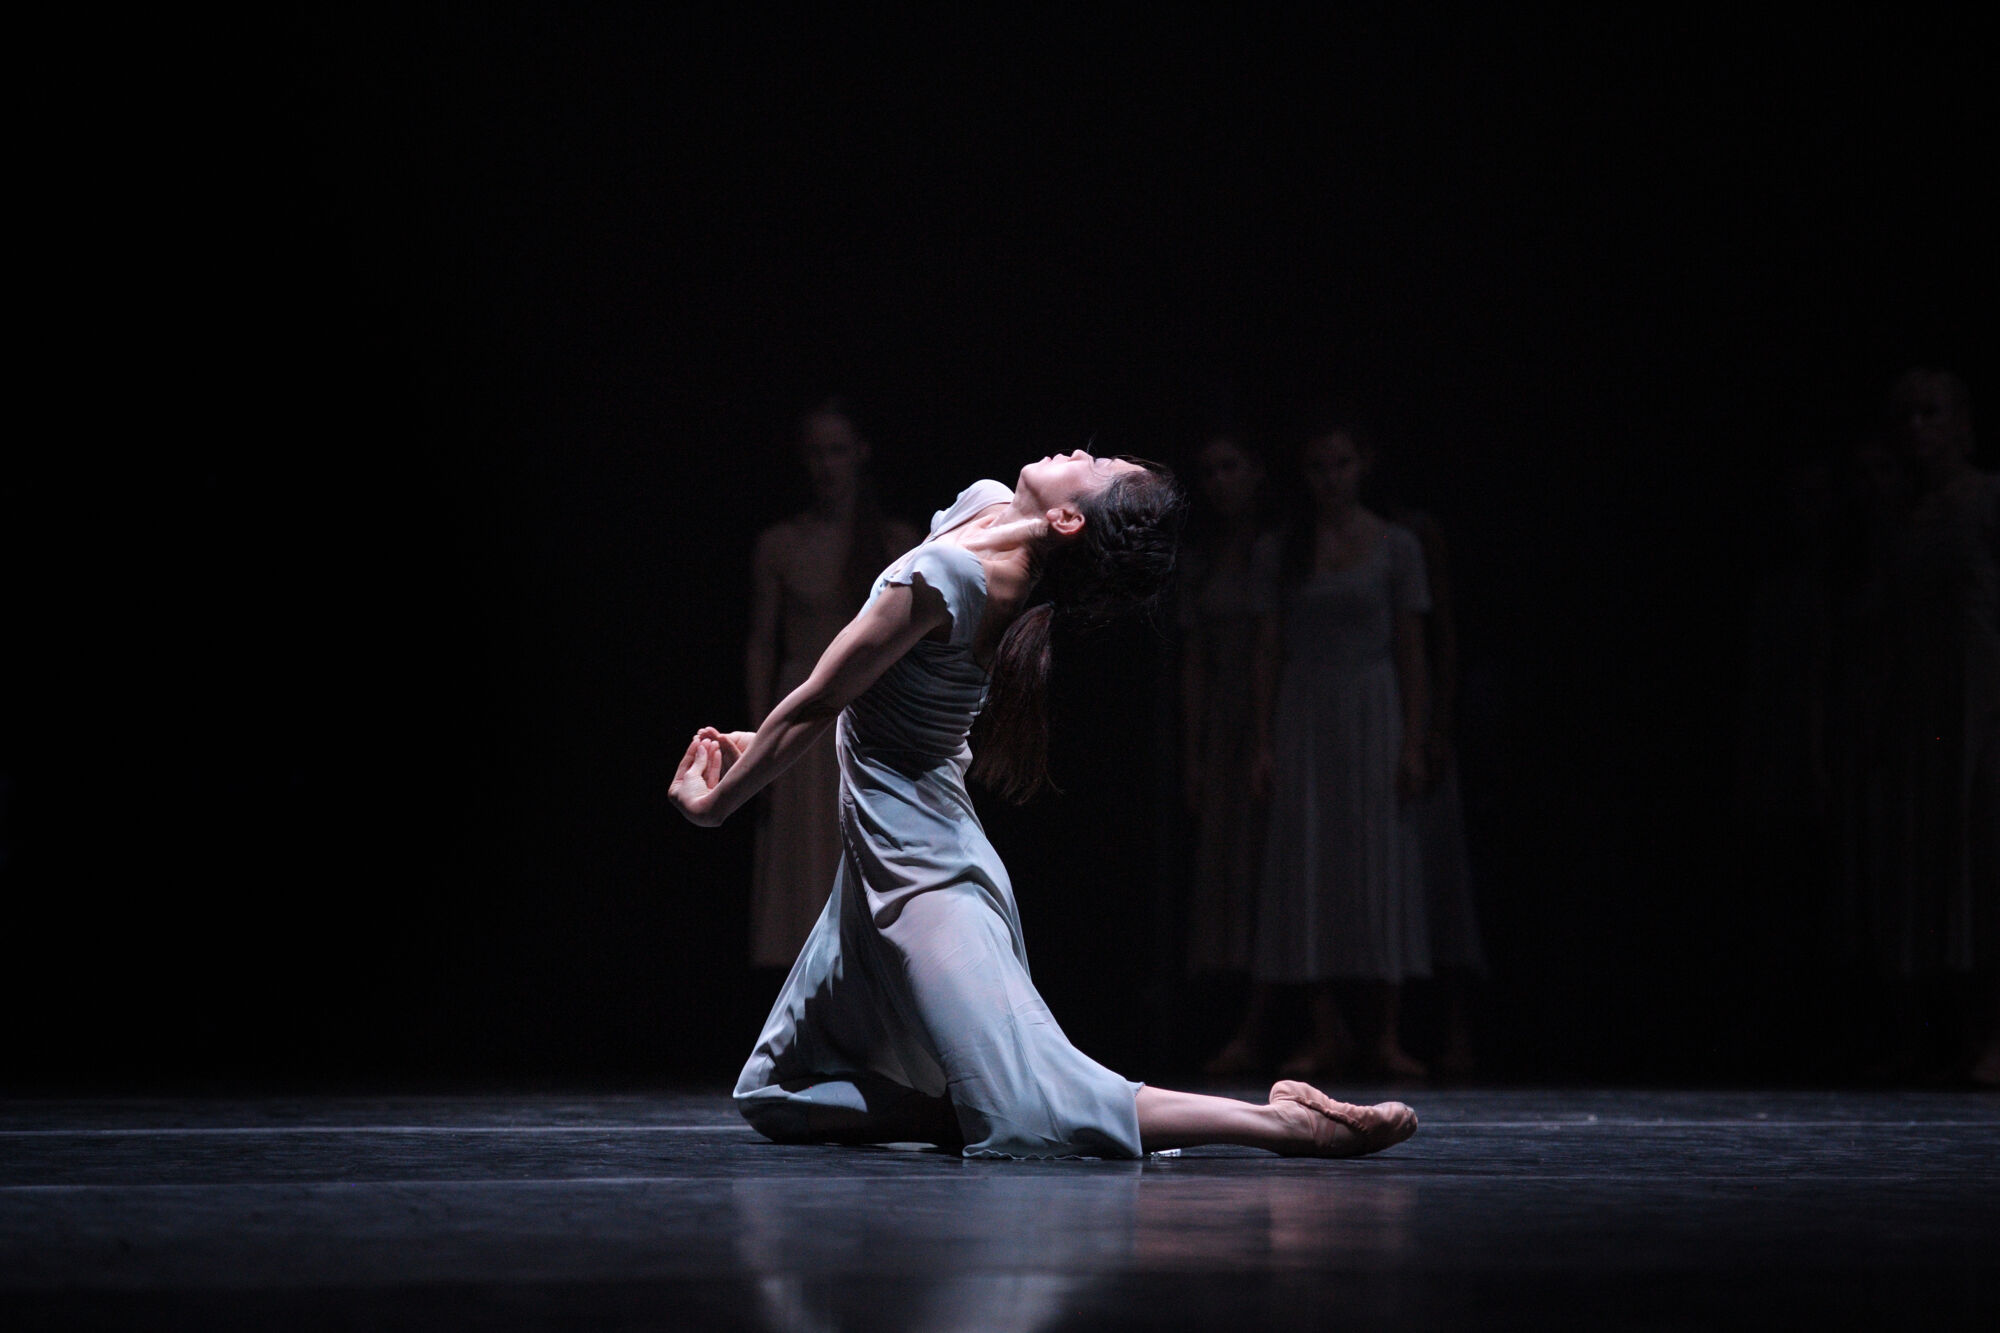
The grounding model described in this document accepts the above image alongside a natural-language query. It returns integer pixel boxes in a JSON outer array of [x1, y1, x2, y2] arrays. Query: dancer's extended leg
[[1136, 1084, 1416, 1157]]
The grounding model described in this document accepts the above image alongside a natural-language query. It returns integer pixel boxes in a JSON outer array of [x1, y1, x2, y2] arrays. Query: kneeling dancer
[[671, 451, 1417, 1159]]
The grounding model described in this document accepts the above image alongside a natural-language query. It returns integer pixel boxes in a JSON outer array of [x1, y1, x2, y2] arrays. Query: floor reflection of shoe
[[1268, 1080, 1419, 1158], [1202, 1039, 1261, 1078]]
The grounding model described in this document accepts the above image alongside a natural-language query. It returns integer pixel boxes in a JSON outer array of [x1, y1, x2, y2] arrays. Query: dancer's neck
[[947, 503, 1048, 602]]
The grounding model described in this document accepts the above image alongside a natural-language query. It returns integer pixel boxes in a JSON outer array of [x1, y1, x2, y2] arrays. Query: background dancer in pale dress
[[744, 402, 921, 968], [1178, 435, 1282, 983], [1212, 423, 1434, 1079], [670, 450, 1418, 1159]]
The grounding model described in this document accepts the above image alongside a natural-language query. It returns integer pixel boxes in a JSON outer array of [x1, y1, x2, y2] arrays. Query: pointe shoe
[[1268, 1080, 1418, 1158]]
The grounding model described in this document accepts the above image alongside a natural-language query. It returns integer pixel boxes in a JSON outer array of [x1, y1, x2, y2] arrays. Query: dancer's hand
[[697, 727, 756, 779], [670, 734, 727, 826]]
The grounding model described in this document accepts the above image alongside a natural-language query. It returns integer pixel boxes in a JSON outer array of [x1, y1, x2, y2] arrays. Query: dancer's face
[[1198, 437, 1263, 520], [1892, 374, 1972, 468], [1016, 450, 1141, 525], [1303, 432, 1367, 512], [801, 411, 868, 502]]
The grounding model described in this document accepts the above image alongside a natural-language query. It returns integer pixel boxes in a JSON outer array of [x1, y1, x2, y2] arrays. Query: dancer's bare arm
[[671, 578, 951, 826]]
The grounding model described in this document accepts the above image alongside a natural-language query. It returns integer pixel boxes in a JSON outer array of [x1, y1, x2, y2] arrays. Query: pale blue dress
[[734, 480, 1146, 1159]]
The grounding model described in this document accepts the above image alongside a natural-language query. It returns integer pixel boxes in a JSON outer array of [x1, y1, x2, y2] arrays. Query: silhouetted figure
[[744, 403, 920, 967], [1178, 435, 1281, 978], [1393, 505, 1486, 1078], [1870, 370, 1999, 1083], [1211, 424, 1433, 1080]]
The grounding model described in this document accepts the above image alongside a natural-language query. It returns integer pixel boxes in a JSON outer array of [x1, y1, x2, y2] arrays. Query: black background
[[7, 7, 1992, 1088]]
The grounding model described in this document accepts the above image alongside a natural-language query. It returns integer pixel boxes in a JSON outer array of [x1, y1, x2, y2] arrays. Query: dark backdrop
[[7, 7, 1992, 1088]]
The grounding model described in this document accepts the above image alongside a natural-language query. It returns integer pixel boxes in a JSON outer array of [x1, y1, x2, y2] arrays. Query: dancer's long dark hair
[[970, 462, 1188, 803]]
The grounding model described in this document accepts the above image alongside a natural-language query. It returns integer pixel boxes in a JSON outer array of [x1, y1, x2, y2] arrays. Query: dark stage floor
[[3, 1086, 1996, 1330]]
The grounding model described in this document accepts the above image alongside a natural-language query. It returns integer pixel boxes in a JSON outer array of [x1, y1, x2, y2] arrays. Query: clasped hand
[[669, 727, 754, 826]]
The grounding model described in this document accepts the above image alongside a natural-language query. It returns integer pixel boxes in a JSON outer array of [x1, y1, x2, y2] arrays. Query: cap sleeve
[[885, 542, 988, 647], [1387, 524, 1433, 615]]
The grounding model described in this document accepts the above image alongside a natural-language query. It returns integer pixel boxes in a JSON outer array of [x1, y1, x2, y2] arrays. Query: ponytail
[[969, 463, 1186, 803], [968, 603, 1056, 803]]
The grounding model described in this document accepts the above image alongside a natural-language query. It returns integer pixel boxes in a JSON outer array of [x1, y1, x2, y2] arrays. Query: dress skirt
[[1254, 653, 1431, 983]]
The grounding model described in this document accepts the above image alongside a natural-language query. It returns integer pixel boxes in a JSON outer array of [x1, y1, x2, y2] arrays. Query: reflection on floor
[[4, 1088, 1996, 1329]]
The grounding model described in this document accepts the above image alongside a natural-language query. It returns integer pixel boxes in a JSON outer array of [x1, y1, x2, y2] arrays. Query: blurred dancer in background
[[1870, 370, 1999, 1084], [1212, 422, 1434, 1079], [1177, 435, 1282, 987], [744, 402, 920, 968]]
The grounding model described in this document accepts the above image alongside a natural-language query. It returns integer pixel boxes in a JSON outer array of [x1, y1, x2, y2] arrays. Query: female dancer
[[744, 402, 920, 968], [1179, 433, 1282, 981], [670, 450, 1418, 1158], [1219, 424, 1434, 1079]]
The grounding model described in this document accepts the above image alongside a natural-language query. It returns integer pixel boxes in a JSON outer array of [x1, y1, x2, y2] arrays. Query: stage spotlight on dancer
[[670, 450, 1418, 1158]]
